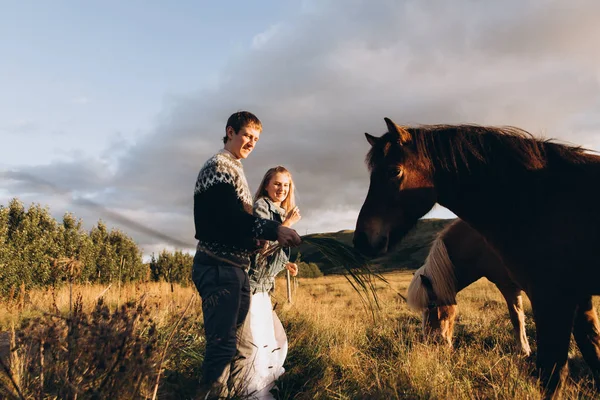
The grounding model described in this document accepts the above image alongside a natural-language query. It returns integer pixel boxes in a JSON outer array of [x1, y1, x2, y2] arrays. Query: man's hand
[[255, 239, 270, 255], [276, 225, 301, 247], [286, 262, 298, 277]]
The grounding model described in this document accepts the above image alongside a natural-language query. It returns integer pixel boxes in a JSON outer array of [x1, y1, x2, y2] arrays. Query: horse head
[[353, 118, 437, 256], [420, 274, 456, 348]]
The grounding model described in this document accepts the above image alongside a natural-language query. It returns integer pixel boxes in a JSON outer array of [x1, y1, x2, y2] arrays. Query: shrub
[[296, 262, 324, 279], [1, 296, 161, 399]]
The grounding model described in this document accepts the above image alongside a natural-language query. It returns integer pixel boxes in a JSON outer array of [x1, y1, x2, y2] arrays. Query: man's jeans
[[192, 254, 251, 395]]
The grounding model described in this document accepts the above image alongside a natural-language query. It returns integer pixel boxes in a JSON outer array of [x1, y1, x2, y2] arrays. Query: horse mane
[[406, 228, 458, 311], [367, 124, 595, 174]]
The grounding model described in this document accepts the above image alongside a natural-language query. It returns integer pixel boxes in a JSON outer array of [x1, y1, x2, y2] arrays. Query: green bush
[[0, 198, 171, 297], [295, 262, 323, 278]]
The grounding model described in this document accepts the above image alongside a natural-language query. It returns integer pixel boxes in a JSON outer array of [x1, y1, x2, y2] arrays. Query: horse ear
[[420, 274, 438, 302], [384, 117, 411, 145], [364, 132, 378, 147], [420, 274, 433, 288]]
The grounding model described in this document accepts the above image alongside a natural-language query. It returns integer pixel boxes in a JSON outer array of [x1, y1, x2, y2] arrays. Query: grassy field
[[1, 272, 599, 399]]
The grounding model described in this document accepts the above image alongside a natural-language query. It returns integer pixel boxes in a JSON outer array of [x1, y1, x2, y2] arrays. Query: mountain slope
[[291, 218, 456, 274]]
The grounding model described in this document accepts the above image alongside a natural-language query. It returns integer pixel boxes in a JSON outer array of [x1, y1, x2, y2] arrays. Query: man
[[192, 111, 301, 398]]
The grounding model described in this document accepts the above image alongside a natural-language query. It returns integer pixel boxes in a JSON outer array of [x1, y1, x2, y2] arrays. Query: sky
[[1, 0, 600, 256]]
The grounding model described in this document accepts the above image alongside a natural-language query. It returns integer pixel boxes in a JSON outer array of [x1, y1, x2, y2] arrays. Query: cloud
[[72, 96, 91, 105], [2, 119, 38, 134], [4, 0, 600, 253], [252, 23, 283, 50]]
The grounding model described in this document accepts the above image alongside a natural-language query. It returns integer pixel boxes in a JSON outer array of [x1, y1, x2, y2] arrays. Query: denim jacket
[[249, 197, 290, 293]]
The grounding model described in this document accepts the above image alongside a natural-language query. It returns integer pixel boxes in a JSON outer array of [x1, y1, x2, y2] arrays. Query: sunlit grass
[[0, 272, 598, 399], [273, 271, 599, 399]]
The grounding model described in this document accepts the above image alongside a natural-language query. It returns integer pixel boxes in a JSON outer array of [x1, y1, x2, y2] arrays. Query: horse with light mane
[[407, 218, 531, 356], [353, 118, 600, 398]]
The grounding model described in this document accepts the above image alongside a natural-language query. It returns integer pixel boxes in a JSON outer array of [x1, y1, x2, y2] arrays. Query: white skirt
[[241, 291, 288, 400]]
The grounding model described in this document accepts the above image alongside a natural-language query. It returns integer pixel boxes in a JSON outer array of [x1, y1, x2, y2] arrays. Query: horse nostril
[[374, 236, 388, 255], [354, 231, 388, 257]]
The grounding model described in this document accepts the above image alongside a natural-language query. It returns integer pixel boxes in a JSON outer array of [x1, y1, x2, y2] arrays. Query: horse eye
[[389, 167, 403, 179]]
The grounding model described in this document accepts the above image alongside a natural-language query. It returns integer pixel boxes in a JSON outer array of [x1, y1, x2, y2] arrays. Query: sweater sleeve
[[194, 182, 279, 243]]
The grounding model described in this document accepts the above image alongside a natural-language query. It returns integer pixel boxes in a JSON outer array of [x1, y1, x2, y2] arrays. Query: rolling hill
[[291, 218, 456, 274]]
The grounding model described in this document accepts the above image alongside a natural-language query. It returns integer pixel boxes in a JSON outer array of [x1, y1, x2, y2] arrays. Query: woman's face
[[266, 172, 291, 205]]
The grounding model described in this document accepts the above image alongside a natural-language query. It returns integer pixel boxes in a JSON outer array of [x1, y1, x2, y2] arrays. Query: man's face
[[225, 125, 261, 159]]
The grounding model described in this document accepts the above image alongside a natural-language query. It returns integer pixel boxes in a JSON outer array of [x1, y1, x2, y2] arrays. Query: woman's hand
[[283, 207, 301, 227], [286, 262, 298, 277]]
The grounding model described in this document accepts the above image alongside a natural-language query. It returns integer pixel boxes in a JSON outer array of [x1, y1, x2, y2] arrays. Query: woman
[[241, 166, 301, 399]]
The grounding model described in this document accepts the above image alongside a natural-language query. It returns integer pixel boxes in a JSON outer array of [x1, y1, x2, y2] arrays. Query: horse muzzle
[[353, 231, 389, 257]]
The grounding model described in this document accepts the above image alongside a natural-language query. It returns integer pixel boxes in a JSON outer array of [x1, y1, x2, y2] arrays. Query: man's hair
[[223, 111, 262, 144]]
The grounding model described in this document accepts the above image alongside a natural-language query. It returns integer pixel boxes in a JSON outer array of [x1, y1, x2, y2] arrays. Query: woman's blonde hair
[[254, 166, 296, 212]]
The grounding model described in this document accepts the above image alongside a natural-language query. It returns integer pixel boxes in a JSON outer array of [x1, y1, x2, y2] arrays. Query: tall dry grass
[[272, 272, 599, 400], [0, 282, 202, 399], [0, 281, 198, 330], [0, 273, 598, 399]]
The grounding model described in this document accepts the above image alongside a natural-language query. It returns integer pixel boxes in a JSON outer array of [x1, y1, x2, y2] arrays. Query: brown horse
[[407, 219, 531, 356], [353, 118, 600, 397]]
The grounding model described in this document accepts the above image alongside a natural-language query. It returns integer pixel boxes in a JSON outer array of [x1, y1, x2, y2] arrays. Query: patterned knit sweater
[[193, 150, 280, 268]]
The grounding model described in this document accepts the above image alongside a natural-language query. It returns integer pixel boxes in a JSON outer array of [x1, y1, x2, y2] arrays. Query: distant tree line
[[292, 253, 324, 278], [0, 198, 193, 297]]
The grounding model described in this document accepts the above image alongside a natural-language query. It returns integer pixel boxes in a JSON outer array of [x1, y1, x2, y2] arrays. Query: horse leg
[[499, 286, 531, 356], [530, 294, 577, 399], [572, 296, 600, 391], [438, 305, 457, 347]]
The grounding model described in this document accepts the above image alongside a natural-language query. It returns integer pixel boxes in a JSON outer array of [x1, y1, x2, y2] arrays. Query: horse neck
[[434, 168, 521, 230], [452, 257, 485, 292], [427, 132, 593, 224], [433, 172, 529, 280], [441, 231, 485, 292]]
